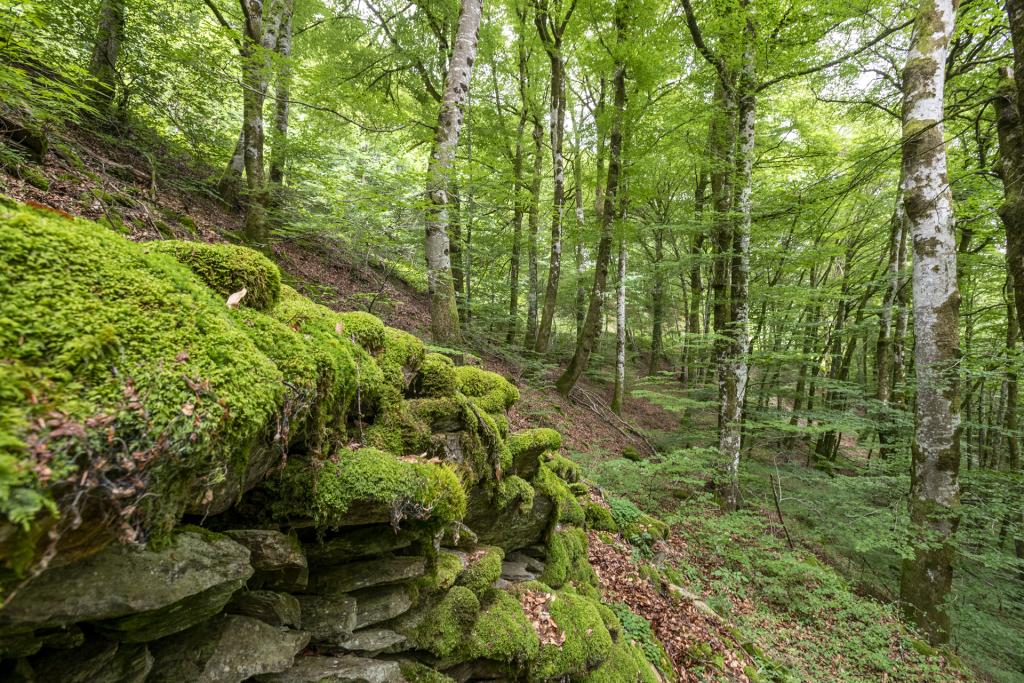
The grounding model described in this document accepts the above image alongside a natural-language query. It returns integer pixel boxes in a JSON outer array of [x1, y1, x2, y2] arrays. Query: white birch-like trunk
[[535, 53, 566, 354], [269, 0, 294, 186], [611, 239, 627, 415], [898, 0, 962, 647], [424, 0, 483, 345]]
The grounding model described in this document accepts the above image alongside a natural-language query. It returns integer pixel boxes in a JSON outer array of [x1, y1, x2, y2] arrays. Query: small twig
[[769, 474, 796, 551]]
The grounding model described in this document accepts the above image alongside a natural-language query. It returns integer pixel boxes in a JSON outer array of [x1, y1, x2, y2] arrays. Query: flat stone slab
[[298, 595, 358, 645], [336, 628, 407, 655], [225, 590, 301, 628], [499, 561, 538, 584], [32, 641, 153, 683], [352, 585, 413, 629], [306, 526, 413, 567], [147, 615, 309, 683], [254, 656, 403, 683], [225, 530, 307, 571], [0, 532, 252, 632], [311, 556, 425, 594]]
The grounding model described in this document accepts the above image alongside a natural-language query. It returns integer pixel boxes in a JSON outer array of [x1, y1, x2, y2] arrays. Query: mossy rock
[[909, 638, 938, 656], [178, 215, 198, 234], [540, 528, 597, 589], [497, 475, 535, 513], [621, 446, 641, 462], [456, 546, 504, 595], [414, 353, 459, 398], [569, 482, 588, 497], [456, 367, 519, 414], [339, 311, 387, 354], [0, 200, 306, 572], [151, 240, 282, 311], [584, 503, 618, 532], [534, 460, 585, 526], [621, 515, 670, 547], [543, 451, 580, 483], [54, 143, 84, 171], [97, 212, 130, 234], [581, 639, 661, 683], [418, 585, 481, 658], [17, 164, 49, 191], [154, 220, 174, 239], [535, 586, 614, 679], [506, 428, 561, 479], [262, 448, 466, 532]]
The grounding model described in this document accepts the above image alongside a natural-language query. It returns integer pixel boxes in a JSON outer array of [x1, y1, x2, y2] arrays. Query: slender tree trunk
[[424, 0, 483, 345], [574, 136, 587, 339], [523, 117, 544, 350], [450, 181, 465, 322], [892, 212, 911, 412], [1007, 276, 1019, 470], [507, 114, 527, 344], [88, 0, 124, 116], [218, 132, 247, 211], [554, 5, 627, 398], [535, 46, 567, 354], [898, 0, 962, 646], [877, 201, 903, 457], [648, 228, 665, 376], [241, 0, 286, 251], [685, 173, 708, 387], [611, 239, 627, 414], [268, 0, 294, 186]]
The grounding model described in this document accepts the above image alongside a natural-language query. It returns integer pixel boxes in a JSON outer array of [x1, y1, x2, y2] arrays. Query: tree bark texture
[[269, 0, 295, 186], [649, 228, 665, 376], [898, 0, 962, 647], [523, 116, 544, 350], [88, 0, 125, 115], [424, 0, 483, 345], [507, 114, 527, 344], [611, 239, 627, 415], [876, 199, 904, 458], [554, 4, 626, 398]]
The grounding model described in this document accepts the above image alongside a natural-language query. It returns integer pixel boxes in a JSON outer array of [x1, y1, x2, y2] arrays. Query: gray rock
[[306, 526, 413, 567], [352, 585, 413, 629], [440, 548, 468, 570], [256, 565, 310, 592], [519, 545, 546, 560], [506, 429, 562, 480], [0, 632, 40, 658], [147, 615, 309, 683], [36, 624, 85, 650], [0, 532, 252, 634], [504, 551, 544, 574], [443, 658, 513, 683], [498, 561, 538, 584], [441, 522, 479, 548], [311, 556, 426, 594], [225, 529, 306, 571], [225, 590, 301, 628], [464, 484, 553, 551], [32, 641, 153, 683], [254, 656, 403, 683], [298, 595, 358, 645], [336, 628, 407, 656]]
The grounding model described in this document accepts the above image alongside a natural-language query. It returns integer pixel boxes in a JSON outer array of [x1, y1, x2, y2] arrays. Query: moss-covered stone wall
[[0, 200, 674, 683]]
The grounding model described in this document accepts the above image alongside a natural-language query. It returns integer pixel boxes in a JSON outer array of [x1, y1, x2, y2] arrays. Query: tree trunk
[[268, 0, 294, 186], [218, 132, 247, 211], [534, 40, 568, 354], [1008, 276, 1019, 471], [574, 133, 587, 339], [898, 0, 962, 647], [523, 117, 544, 350], [649, 228, 665, 376], [88, 0, 125, 115], [685, 173, 708, 387], [507, 114, 527, 344], [892, 209, 911, 412], [876, 200, 903, 457], [424, 0, 483, 345], [554, 5, 627, 398], [611, 239, 627, 415], [450, 181, 465, 322], [241, 0, 286, 252]]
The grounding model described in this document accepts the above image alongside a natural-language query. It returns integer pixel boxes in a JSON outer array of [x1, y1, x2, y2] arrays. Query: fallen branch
[[769, 473, 796, 550]]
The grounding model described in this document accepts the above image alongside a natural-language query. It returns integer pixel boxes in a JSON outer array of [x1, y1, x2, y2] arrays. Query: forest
[[0, 0, 1023, 680]]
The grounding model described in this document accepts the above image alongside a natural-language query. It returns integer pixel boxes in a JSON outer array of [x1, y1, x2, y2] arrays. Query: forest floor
[[7, 127, 970, 683]]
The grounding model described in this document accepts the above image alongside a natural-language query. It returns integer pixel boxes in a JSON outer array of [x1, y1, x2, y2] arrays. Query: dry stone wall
[[0, 201, 668, 683]]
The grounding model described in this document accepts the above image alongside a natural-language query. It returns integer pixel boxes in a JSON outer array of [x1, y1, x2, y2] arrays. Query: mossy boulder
[[585, 503, 618, 532], [456, 367, 519, 414], [535, 587, 614, 679], [18, 164, 49, 191], [262, 448, 465, 532], [506, 428, 562, 479], [414, 353, 459, 398], [456, 545, 504, 595], [539, 528, 597, 589], [621, 446, 641, 462], [151, 240, 282, 311], [339, 311, 387, 353], [464, 481, 554, 551]]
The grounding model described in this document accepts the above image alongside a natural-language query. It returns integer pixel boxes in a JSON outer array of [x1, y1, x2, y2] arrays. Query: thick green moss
[[417, 354, 459, 398], [0, 201, 289, 557], [378, 328, 426, 398], [456, 367, 519, 414], [400, 662, 456, 683], [263, 447, 466, 531], [585, 503, 619, 533], [535, 462, 585, 526], [410, 551, 468, 606], [580, 639, 661, 683], [536, 587, 613, 679], [507, 429, 561, 460], [338, 311, 387, 354], [420, 585, 481, 658], [151, 240, 282, 311], [462, 589, 540, 664], [621, 516, 670, 547], [542, 452, 580, 483], [540, 528, 597, 589], [497, 475, 534, 513], [458, 546, 504, 595]]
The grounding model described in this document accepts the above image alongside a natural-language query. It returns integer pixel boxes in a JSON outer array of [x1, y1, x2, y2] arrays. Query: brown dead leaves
[[520, 589, 565, 648]]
